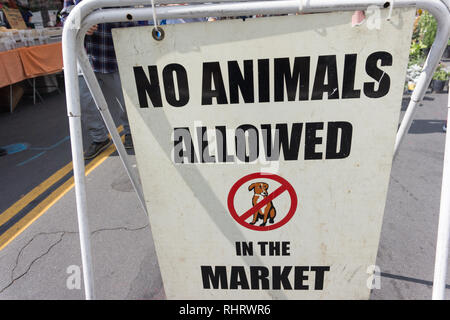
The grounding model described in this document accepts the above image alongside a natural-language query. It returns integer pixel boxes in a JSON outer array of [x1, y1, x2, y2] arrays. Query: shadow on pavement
[[401, 94, 436, 111], [408, 119, 446, 134], [380, 272, 450, 289]]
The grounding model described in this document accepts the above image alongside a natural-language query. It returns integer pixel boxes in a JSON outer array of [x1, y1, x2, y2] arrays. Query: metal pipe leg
[[33, 77, 36, 105], [10, 84, 12, 113], [432, 91, 450, 300], [68, 115, 95, 300], [394, 4, 450, 158], [77, 49, 148, 216], [63, 21, 96, 299]]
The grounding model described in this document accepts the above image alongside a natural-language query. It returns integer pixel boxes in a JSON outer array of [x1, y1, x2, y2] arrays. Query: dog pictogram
[[248, 182, 277, 226], [228, 173, 298, 231]]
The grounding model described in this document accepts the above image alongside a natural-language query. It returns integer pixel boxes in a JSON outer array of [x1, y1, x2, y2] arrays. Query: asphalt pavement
[[371, 91, 449, 299], [0, 80, 449, 299]]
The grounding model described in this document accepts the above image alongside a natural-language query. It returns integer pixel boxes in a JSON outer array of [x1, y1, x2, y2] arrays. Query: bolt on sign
[[112, 9, 415, 299]]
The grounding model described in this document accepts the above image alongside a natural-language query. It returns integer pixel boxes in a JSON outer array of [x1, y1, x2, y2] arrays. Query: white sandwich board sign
[[112, 9, 415, 299]]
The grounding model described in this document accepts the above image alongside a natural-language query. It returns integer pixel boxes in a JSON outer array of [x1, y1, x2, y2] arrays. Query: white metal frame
[[62, 0, 450, 300]]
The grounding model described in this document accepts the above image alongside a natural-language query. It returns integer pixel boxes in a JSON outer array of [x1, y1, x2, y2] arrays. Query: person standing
[[62, 0, 135, 159]]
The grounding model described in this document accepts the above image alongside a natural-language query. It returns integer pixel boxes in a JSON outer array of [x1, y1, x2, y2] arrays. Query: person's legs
[[96, 72, 130, 133], [79, 75, 111, 159], [97, 72, 133, 148], [79, 75, 109, 143], [79, 71, 133, 159]]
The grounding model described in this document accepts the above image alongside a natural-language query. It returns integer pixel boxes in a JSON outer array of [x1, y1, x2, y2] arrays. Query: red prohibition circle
[[227, 173, 298, 231]]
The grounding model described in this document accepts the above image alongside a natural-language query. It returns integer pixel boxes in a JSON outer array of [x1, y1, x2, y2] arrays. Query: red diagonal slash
[[238, 185, 288, 223], [228, 172, 298, 231]]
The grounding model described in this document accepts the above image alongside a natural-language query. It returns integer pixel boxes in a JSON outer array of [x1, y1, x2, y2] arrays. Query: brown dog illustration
[[248, 182, 276, 226]]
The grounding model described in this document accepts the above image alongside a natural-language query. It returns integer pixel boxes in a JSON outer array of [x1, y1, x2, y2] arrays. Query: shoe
[[84, 138, 111, 160], [124, 134, 133, 149], [0, 148, 6, 157]]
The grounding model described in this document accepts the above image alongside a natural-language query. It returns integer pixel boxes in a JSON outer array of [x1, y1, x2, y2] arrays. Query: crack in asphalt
[[91, 224, 149, 236], [0, 224, 149, 295], [391, 176, 420, 202], [1, 231, 65, 295]]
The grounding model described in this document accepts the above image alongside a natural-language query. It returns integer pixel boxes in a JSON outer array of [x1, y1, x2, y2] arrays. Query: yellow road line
[[0, 162, 73, 227], [0, 126, 124, 228], [0, 131, 125, 251]]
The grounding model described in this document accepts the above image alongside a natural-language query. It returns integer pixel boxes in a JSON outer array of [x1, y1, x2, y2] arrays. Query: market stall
[[0, 0, 63, 112]]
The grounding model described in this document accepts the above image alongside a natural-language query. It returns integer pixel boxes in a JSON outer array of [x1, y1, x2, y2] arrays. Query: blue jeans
[[78, 72, 130, 143]]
